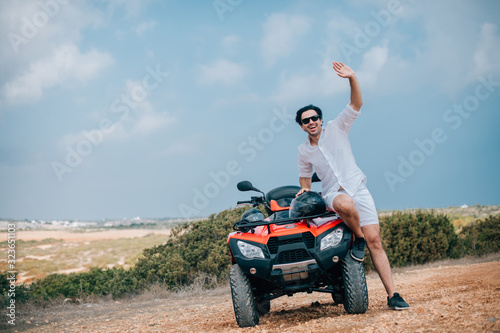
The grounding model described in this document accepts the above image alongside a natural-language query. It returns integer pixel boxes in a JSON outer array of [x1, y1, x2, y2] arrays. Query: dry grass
[[0, 231, 171, 283]]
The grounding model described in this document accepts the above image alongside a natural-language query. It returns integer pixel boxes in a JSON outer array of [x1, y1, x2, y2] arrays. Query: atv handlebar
[[237, 200, 252, 205], [237, 196, 265, 207]]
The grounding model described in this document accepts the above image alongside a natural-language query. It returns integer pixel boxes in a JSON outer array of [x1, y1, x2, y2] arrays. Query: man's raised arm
[[333, 61, 363, 111]]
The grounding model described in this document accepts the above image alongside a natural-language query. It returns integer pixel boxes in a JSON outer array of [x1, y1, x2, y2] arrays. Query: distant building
[[461, 204, 469, 209]]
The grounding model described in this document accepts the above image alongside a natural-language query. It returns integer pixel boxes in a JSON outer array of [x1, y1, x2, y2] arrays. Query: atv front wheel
[[229, 264, 259, 327], [342, 255, 369, 314]]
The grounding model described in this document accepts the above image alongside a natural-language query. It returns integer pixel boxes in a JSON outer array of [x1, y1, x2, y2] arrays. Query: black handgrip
[[237, 200, 252, 205]]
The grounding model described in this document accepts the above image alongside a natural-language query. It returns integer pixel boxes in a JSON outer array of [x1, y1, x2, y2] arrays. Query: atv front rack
[[233, 211, 339, 232]]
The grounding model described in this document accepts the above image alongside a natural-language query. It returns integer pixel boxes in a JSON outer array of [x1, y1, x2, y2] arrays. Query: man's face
[[300, 109, 322, 137]]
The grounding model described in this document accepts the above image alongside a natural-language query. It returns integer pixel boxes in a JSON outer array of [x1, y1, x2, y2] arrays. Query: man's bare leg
[[362, 224, 395, 297], [332, 195, 409, 308], [363, 224, 410, 309], [333, 194, 395, 296]]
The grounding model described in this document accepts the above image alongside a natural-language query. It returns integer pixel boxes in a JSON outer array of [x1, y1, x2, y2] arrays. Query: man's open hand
[[296, 188, 310, 197], [333, 61, 355, 78]]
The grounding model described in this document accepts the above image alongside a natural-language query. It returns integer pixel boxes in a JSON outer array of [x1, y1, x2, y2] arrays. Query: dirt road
[[7, 258, 500, 332]]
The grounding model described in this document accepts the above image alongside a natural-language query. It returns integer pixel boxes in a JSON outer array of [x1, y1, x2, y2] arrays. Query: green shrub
[[378, 210, 459, 267], [133, 206, 249, 287], [0, 272, 32, 306], [28, 267, 140, 301], [458, 215, 500, 256]]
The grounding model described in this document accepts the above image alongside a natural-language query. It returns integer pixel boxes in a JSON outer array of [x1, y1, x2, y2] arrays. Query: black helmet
[[240, 208, 265, 223], [289, 191, 326, 218], [237, 208, 265, 232]]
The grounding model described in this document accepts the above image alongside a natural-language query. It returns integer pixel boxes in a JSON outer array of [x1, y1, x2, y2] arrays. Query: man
[[295, 61, 409, 310]]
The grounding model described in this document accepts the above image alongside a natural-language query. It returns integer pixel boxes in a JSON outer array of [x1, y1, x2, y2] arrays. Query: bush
[[133, 206, 250, 287], [378, 210, 460, 267], [458, 215, 500, 256], [0, 272, 31, 306], [28, 267, 141, 301]]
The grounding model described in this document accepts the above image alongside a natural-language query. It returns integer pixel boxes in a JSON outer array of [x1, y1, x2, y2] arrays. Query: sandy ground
[[1, 229, 171, 242], [0, 229, 172, 285], [4, 257, 499, 333]]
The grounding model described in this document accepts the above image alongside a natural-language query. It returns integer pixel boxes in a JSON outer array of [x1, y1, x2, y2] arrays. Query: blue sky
[[1, 0, 499, 220]]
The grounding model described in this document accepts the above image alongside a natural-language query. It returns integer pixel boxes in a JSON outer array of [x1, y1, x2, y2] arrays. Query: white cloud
[[471, 22, 500, 78], [132, 108, 174, 136], [321, 2, 500, 97], [356, 43, 389, 88], [272, 72, 322, 105], [271, 59, 348, 105], [3, 44, 114, 104], [118, 79, 175, 136], [55, 74, 175, 154], [220, 34, 240, 53], [0, 0, 105, 109], [271, 42, 389, 104], [260, 13, 311, 66], [135, 20, 156, 36], [0, 1, 104, 63], [58, 122, 128, 150], [57, 104, 174, 153], [326, 15, 358, 41], [197, 59, 246, 85], [400, 1, 499, 96]]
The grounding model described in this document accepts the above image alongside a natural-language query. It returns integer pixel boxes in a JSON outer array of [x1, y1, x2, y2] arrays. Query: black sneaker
[[387, 293, 410, 310], [350, 237, 366, 262]]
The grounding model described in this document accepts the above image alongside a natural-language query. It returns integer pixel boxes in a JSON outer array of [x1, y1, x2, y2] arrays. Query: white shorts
[[323, 182, 379, 228]]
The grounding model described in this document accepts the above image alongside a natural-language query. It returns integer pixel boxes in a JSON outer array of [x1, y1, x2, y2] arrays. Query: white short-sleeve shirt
[[297, 104, 366, 197]]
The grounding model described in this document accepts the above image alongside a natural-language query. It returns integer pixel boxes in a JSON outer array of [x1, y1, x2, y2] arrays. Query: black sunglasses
[[301, 115, 320, 125]]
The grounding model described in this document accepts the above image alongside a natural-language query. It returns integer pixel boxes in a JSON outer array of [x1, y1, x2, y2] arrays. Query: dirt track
[[7, 258, 500, 332]]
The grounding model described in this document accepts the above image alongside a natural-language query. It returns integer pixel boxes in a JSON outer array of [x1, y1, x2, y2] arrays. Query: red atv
[[227, 178, 368, 327]]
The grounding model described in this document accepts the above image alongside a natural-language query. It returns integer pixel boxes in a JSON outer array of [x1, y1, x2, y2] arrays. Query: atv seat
[[265, 186, 301, 215]]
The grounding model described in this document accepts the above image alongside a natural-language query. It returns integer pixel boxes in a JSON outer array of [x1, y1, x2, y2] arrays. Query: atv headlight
[[237, 241, 265, 259], [320, 227, 344, 251]]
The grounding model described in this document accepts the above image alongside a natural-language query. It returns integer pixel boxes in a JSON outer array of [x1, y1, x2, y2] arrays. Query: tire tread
[[342, 255, 369, 314], [229, 264, 259, 327]]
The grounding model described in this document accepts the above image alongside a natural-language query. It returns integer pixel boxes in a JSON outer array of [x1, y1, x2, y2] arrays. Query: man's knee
[[366, 235, 384, 251], [332, 194, 357, 215], [363, 225, 384, 250]]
